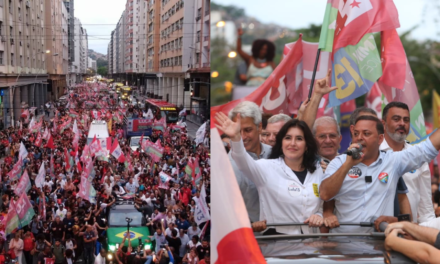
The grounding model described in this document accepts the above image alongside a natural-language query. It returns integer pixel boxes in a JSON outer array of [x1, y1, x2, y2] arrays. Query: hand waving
[[315, 69, 338, 96], [214, 112, 241, 141]]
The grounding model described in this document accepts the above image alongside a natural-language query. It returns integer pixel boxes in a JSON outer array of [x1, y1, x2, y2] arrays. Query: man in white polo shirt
[[377, 102, 435, 225], [320, 115, 440, 233]]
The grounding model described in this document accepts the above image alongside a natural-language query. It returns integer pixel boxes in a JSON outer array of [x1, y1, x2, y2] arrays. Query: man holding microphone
[[320, 114, 440, 233]]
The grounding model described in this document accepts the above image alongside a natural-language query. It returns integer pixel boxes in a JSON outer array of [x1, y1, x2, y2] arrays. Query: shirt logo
[[348, 167, 362, 179], [378, 172, 389, 183]]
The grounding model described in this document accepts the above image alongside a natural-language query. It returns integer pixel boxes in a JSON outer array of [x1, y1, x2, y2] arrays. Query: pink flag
[[211, 127, 265, 264], [158, 172, 171, 189], [364, 82, 383, 118], [14, 170, 31, 196], [79, 176, 91, 201], [7, 158, 23, 181]]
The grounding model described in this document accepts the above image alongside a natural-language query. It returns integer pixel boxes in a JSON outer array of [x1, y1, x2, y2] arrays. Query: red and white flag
[[211, 127, 265, 264], [34, 133, 43, 147], [89, 136, 102, 156], [42, 128, 50, 141], [110, 139, 125, 162]]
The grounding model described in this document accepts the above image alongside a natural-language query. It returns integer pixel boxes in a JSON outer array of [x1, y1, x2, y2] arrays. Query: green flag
[[318, 0, 339, 52]]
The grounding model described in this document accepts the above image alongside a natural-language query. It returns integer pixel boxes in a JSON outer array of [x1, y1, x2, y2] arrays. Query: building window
[[20, 55, 22, 66], [196, 52, 200, 64], [8, 0, 12, 14], [0, 51, 3, 65], [11, 53, 14, 66], [196, 30, 200, 43]]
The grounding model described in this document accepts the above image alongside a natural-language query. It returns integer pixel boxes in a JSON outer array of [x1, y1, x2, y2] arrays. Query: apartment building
[[81, 27, 88, 75], [69, 17, 88, 86], [45, 0, 68, 100], [0, 0, 49, 127], [88, 57, 96, 72], [186, 0, 210, 124], [108, 31, 114, 75], [63, 0, 76, 86], [108, 0, 209, 112], [154, 0, 193, 109]]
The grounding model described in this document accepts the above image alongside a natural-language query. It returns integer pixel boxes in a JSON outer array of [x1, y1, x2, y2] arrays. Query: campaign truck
[[106, 200, 151, 261], [87, 120, 110, 149]]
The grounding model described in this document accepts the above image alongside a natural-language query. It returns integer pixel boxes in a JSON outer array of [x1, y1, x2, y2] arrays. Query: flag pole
[[307, 48, 322, 100]]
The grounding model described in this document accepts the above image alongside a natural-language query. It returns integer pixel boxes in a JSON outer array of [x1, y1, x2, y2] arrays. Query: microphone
[[344, 144, 363, 160]]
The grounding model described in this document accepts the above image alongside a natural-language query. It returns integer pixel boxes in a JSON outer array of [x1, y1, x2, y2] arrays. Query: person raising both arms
[[236, 28, 276, 87]]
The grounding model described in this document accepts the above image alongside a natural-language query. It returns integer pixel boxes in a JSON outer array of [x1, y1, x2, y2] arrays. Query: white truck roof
[[87, 120, 109, 139]]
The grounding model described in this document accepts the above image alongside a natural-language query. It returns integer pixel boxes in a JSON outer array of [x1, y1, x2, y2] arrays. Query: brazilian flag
[[107, 227, 151, 250]]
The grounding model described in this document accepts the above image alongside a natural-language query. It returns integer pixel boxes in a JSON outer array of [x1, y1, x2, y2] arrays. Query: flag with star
[[330, 0, 400, 54]]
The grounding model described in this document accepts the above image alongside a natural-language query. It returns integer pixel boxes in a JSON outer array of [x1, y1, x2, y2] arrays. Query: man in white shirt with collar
[[227, 101, 272, 223], [378, 102, 435, 224], [320, 115, 440, 233]]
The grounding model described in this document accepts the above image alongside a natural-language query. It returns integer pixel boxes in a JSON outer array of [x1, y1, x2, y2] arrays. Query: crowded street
[[0, 80, 211, 264]]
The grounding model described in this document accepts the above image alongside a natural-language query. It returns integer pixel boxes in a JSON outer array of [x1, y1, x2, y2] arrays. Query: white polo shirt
[[380, 140, 435, 223], [322, 138, 438, 233], [231, 139, 324, 234]]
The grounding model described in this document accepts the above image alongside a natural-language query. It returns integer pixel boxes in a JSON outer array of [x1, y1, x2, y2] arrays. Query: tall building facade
[[0, 0, 49, 127], [45, 0, 69, 100], [154, 0, 194, 110], [63, 0, 76, 86], [187, 0, 210, 124], [69, 17, 88, 85], [108, 0, 210, 117]]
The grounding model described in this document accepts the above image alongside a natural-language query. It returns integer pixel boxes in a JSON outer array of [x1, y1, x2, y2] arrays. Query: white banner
[[193, 183, 210, 225]]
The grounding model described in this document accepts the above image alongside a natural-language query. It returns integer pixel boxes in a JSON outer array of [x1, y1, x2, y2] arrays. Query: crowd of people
[[216, 70, 440, 262], [0, 82, 211, 264]]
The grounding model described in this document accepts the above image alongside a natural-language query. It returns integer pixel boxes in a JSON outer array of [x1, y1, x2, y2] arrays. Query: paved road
[[186, 120, 200, 140]]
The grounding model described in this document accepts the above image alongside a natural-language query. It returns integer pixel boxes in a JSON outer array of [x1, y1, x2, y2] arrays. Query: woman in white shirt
[[215, 113, 324, 234]]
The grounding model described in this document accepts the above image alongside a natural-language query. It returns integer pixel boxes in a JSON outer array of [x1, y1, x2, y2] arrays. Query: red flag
[[64, 149, 71, 171], [364, 82, 383, 118], [379, 29, 406, 89], [332, 0, 400, 54], [211, 35, 303, 118], [106, 137, 113, 152], [211, 128, 265, 263], [45, 134, 55, 149]]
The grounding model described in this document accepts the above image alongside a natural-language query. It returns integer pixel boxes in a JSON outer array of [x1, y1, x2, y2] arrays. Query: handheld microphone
[[345, 144, 363, 160]]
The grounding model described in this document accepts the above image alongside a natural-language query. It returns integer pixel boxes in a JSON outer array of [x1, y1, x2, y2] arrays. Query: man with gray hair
[[265, 114, 292, 146], [312, 116, 342, 163], [228, 101, 272, 223]]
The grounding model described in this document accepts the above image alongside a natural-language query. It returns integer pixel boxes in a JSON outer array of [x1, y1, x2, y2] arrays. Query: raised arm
[[214, 112, 266, 186], [236, 28, 251, 65], [299, 69, 337, 130]]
